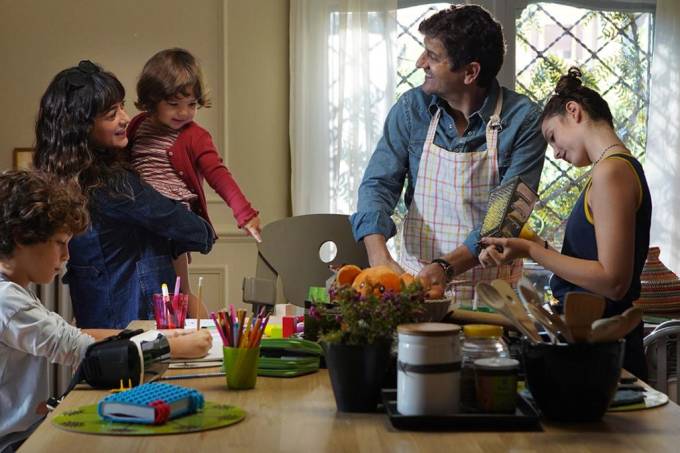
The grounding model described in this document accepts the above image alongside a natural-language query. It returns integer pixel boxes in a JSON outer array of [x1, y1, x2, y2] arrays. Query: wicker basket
[[634, 247, 680, 312]]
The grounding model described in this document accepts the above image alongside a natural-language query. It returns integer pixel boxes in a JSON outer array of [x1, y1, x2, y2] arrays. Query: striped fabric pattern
[[130, 118, 198, 205], [635, 247, 680, 309]]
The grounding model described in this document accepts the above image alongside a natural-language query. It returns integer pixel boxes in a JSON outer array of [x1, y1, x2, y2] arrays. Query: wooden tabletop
[[19, 365, 680, 453]]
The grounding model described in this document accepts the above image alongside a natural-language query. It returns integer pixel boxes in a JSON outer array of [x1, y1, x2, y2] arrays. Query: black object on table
[[381, 389, 541, 431]]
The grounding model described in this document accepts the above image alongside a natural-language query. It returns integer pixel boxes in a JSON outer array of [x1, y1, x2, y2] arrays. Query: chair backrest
[[644, 321, 680, 402], [243, 214, 369, 308]]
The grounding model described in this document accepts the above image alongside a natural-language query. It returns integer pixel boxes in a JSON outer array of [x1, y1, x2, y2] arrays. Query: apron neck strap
[[485, 90, 504, 156]]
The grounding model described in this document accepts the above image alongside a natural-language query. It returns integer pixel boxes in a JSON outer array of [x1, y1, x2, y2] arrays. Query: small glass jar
[[459, 324, 509, 411], [474, 357, 520, 413]]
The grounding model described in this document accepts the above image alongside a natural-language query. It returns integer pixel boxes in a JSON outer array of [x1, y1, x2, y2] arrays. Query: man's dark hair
[[419, 4, 506, 87]]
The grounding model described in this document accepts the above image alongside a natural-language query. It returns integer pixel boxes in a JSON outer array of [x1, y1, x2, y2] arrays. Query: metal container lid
[[398, 322, 461, 337], [473, 357, 519, 371]]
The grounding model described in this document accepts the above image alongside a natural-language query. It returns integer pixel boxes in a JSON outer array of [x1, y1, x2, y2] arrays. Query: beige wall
[[0, 0, 290, 311]]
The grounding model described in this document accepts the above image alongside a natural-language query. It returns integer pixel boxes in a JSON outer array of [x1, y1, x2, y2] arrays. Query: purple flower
[[309, 305, 321, 320]]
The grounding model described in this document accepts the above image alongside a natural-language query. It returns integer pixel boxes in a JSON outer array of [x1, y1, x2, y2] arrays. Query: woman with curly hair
[[479, 68, 652, 380], [33, 60, 215, 329]]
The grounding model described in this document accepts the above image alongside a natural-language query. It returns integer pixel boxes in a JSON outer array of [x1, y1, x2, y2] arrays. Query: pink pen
[[210, 312, 228, 345], [172, 276, 181, 323], [161, 283, 174, 328]]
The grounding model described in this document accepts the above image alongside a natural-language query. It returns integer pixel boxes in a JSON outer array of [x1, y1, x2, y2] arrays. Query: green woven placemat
[[52, 401, 245, 435]]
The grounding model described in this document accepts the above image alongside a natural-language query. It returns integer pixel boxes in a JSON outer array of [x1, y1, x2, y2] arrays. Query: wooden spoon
[[526, 304, 559, 343], [589, 307, 643, 343], [622, 306, 643, 333], [517, 278, 542, 307], [477, 282, 542, 343], [589, 315, 629, 343], [563, 292, 606, 343], [516, 280, 575, 343], [490, 279, 543, 342]]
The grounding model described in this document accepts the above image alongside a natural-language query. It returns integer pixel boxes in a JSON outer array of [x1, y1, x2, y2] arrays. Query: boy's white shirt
[[0, 275, 93, 450]]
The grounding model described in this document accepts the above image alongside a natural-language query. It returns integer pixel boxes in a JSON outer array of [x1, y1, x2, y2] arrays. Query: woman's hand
[[478, 237, 533, 267], [417, 263, 446, 299], [167, 329, 212, 359], [244, 216, 262, 243]]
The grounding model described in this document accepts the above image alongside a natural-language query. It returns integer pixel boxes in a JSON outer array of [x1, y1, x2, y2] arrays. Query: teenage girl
[[479, 68, 651, 380]]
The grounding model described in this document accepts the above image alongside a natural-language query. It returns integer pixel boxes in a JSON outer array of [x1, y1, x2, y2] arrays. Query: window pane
[[395, 3, 449, 98], [516, 2, 654, 245], [389, 3, 449, 257]]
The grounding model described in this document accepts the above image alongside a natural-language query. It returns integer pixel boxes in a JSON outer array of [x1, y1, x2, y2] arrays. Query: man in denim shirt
[[350, 5, 546, 304]]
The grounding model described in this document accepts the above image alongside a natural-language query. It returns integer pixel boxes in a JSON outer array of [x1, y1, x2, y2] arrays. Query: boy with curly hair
[[0, 170, 211, 452]]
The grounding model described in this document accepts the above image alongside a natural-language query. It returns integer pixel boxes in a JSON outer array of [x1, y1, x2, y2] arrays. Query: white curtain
[[290, 0, 398, 215], [646, 0, 680, 272]]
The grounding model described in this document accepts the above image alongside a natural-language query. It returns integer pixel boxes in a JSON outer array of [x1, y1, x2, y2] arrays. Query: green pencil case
[[257, 338, 323, 378]]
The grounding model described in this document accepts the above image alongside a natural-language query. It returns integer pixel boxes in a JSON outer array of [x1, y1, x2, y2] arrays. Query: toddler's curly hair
[[0, 170, 89, 258]]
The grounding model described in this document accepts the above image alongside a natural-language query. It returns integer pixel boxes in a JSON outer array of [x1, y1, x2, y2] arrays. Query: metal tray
[[382, 389, 542, 431]]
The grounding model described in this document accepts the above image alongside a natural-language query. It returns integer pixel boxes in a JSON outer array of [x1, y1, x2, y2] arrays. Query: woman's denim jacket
[[63, 171, 215, 328]]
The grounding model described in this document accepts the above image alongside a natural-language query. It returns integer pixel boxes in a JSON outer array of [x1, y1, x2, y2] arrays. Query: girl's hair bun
[[555, 66, 583, 96]]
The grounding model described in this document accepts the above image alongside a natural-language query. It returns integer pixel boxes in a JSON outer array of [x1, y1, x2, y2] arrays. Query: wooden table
[[19, 364, 680, 453]]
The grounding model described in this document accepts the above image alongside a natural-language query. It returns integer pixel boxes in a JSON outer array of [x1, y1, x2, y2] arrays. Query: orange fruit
[[425, 284, 445, 300], [400, 272, 416, 286], [336, 264, 362, 286], [519, 223, 537, 240], [352, 265, 402, 296]]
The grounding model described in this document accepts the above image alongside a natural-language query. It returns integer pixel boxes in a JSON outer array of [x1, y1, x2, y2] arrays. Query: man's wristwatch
[[430, 258, 455, 281]]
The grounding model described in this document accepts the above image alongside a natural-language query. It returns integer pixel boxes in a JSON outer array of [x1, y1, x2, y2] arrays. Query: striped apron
[[399, 91, 522, 306]]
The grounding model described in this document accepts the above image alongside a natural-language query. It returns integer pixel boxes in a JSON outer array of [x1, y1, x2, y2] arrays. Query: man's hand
[[417, 263, 446, 299], [363, 234, 405, 274]]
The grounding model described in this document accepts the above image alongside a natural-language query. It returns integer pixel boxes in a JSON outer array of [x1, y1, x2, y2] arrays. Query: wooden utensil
[[589, 315, 629, 343], [490, 279, 543, 343], [526, 304, 559, 343], [516, 280, 575, 343], [622, 306, 643, 333], [476, 282, 542, 343], [517, 278, 543, 307], [490, 279, 522, 307], [448, 309, 515, 329], [564, 292, 606, 342], [589, 307, 643, 343]]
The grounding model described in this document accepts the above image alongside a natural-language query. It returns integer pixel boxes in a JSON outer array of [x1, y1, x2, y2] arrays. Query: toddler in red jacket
[[129, 48, 261, 316]]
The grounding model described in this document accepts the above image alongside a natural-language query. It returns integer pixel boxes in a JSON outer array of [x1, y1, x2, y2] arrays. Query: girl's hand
[[244, 216, 262, 243], [417, 263, 446, 299], [167, 329, 212, 359], [478, 237, 532, 267]]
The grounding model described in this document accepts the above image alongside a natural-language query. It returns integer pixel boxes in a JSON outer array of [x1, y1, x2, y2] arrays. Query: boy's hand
[[167, 329, 212, 359], [244, 216, 262, 243]]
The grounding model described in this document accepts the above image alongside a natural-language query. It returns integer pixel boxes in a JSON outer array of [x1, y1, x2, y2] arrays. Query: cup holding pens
[[222, 346, 260, 390], [152, 293, 189, 329]]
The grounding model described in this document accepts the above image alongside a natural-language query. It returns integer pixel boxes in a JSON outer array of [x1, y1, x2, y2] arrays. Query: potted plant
[[311, 265, 425, 412]]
